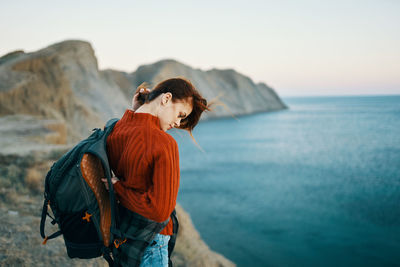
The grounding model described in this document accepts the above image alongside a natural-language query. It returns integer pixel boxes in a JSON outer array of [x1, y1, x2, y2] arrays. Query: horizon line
[[280, 93, 400, 98]]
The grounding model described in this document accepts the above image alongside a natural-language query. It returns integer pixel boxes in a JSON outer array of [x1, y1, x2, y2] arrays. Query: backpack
[[40, 118, 179, 266]]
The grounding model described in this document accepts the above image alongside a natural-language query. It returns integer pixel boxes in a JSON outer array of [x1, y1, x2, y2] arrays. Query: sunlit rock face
[[118, 58, 287, 119], [0, 40, 129, 142], [0, 40, 286, 143]]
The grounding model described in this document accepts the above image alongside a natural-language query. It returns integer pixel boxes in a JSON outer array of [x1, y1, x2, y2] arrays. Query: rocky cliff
[[105, 58, 287, 120], [0, 41, 129, 142], [0, 40, 286, 142], [0, 39, 287, 266]]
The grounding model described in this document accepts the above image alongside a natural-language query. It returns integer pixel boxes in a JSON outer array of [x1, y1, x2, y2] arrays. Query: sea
[[171, 95, 400, 267]]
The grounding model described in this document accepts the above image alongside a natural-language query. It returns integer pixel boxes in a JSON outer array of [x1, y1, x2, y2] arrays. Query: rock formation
[[0, 40, 286, 142], [124, 59, 287, 119], [0, 41, 129, 142]]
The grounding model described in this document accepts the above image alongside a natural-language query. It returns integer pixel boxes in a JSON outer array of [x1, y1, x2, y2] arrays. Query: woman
[[103, 77, 209, 267]]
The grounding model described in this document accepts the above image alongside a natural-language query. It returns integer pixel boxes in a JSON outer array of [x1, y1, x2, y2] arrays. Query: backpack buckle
[[114, 238, 127, 248], [82, 211, 92, 222], [42, 236, 49, 245]]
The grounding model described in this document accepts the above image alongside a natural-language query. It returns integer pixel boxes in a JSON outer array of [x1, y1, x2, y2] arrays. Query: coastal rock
[[0, 40, 286, 143], [0, 115, 69, 155], [0, 40, 128, 142], [172, 204, 236, 267], [110, 58, 287, 119]]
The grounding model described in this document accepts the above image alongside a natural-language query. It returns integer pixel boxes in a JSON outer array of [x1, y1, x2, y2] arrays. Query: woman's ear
[[161, 92, 173, 105]]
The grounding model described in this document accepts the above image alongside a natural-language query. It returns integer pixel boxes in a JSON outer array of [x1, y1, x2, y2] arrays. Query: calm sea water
[[171, 95, 400, 267]]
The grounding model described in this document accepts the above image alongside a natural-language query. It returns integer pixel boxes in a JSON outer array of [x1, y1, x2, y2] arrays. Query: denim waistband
[[151, 233, 171, 247]]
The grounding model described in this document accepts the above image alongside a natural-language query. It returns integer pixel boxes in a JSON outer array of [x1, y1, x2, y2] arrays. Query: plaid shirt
[[113, 205, 178, 267]]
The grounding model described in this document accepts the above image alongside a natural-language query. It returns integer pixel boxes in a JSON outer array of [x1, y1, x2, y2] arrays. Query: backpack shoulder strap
[[168, 209, 179, 266], [86, 118, 120, 242], [105, 118, 119, 130], [87, 118, 118, 170]]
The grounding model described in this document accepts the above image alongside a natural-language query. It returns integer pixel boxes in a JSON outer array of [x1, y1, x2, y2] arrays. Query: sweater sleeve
[[113, 138, 179, 223]]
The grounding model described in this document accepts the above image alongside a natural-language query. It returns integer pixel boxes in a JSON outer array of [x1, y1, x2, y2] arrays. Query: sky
[[1, 0, 399, 96]]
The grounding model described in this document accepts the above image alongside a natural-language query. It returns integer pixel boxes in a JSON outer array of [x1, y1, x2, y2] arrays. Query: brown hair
[[135, 77, 210, 135]]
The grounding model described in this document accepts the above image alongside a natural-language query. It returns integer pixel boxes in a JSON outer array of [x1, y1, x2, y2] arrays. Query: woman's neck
[[134, 102, 159, 117]]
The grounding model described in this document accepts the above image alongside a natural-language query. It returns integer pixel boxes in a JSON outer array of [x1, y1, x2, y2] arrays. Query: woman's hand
[[132, 88, 150, 111], [101, 176, 119, 191]]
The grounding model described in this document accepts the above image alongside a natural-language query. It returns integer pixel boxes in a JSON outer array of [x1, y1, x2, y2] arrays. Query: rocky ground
[[0, 136, 235, 267], [0, 196, 106, 267]]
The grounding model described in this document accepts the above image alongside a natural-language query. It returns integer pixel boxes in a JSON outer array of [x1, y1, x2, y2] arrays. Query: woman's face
[[158, 93, 193, 131]]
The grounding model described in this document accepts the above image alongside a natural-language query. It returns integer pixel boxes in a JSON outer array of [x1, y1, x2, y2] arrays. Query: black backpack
[[40, 118, 178, 266]]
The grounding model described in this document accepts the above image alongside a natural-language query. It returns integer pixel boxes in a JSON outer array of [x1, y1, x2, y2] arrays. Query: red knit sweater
[[106, 109, 180, 235]]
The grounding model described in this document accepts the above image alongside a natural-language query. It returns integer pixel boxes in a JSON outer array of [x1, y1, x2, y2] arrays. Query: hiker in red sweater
[[103, 77, 209, 267]]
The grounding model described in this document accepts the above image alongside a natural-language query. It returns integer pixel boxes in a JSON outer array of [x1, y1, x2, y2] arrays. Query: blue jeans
[[140, 234, 170, 267]]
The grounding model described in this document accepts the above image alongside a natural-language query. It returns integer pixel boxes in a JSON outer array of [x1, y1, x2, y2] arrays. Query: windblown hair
[[135, 77, 210, 135]]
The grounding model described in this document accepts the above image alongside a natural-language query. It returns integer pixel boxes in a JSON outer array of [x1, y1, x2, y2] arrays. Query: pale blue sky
[[1, 0, 399, 96]]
